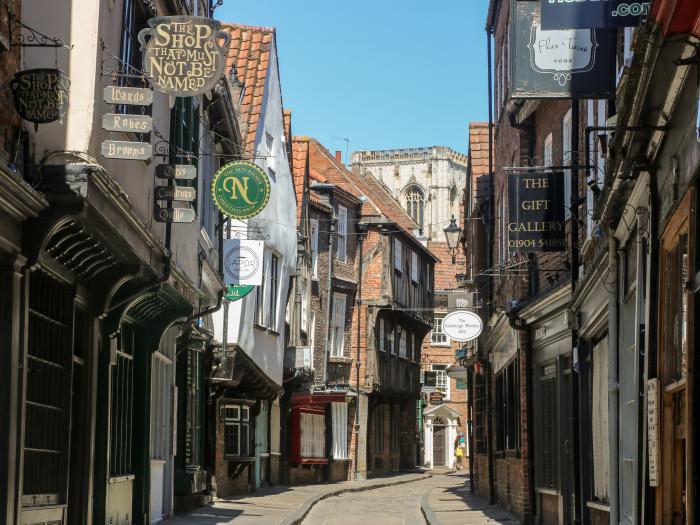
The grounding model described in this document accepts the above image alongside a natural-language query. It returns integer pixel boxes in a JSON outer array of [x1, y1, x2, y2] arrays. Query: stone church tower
[[350, 147, 468, 241]]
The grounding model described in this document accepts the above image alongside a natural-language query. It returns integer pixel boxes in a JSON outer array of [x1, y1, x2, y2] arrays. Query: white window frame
[[432, 363, 451, 401], [330, 293, 347, 357], [431, 315, 449, 345], [310, 218, 319, 278], [223, 403, 251, 458], [336, 206, 347, 262], [394, 238, 402, 271], [562, 109, 572, 218], [331, 402, 349, 459]]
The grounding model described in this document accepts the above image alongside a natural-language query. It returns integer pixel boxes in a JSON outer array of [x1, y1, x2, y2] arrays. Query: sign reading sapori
[[138, 16, 229, 105]]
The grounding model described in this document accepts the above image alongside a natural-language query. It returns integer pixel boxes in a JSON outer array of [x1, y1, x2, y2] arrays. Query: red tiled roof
[[309, 190, 332, 212], [222, 23, 275, 155], [291, 136, 309, 225]]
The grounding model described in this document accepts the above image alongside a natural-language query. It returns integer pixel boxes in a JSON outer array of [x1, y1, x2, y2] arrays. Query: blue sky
[[216, 0, 490, 158]]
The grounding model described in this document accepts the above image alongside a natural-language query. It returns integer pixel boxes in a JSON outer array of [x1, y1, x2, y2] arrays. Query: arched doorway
[[432, 416, 447, 467]]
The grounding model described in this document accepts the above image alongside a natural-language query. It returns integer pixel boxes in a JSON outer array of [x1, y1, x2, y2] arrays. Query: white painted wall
[[212, 38, 296, 388]]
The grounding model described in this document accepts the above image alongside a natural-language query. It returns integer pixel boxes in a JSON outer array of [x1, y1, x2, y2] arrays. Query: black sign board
[[155, 206, 196, 223], [156, 164, 197, 180], [507, 170, 565, 252], [510, 1, 614, 98], [541, 0, 649, 29], [448, 291, 472, 311], [138, 16, 230, 106], [429, 392, 444, 405], [11, 69, 69, 131], [423, 371, 437, 388], [155, 185, 197, 202]]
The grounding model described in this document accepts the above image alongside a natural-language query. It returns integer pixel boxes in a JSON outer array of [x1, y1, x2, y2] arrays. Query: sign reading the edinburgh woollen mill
[[138, 16, 230, 105], [11, 69, 69, 131], [211, 162, 271, 219], [540, 0, 649, 30], [510, 1, 614, 98], [508, 170, 565, 252]]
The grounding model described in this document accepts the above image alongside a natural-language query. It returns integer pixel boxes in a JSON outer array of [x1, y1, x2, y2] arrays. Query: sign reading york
[[139, 16, 229, 102]]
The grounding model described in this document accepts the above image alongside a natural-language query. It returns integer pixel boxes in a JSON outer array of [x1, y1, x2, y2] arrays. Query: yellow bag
[[455, 447, 463, 458]]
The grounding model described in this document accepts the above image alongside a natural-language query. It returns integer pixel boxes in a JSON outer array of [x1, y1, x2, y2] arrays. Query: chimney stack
[[335, 150, 342, 162]]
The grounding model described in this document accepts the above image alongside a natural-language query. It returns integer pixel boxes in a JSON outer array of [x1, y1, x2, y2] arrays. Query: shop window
[[223, 404, 251, 458], [431, 315, 448, 345], [301, 412, 325, 458], [432, 363, 450, 401], [591, 339, 610, 502], [495, 360, 520, 454], [331, 403, 348, 459]]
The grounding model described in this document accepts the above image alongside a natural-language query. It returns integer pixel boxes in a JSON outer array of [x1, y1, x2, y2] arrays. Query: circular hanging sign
[[11, 69, 70, 131], [211, 161, 271, 219], [224, 284, 254, 302], [442, 310, 483, 342], [138, 16, 230, 106]]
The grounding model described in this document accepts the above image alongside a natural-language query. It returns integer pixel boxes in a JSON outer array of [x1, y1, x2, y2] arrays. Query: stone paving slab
[[421, 473, 520, 525], [164, 471, 431, 525]]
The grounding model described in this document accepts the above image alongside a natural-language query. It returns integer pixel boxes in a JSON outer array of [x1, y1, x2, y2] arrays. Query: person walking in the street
[[453, 439, 463, 470]]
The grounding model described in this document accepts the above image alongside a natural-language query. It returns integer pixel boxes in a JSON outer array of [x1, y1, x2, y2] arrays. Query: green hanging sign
[[224, 284, 254, 302], [211, 161, 271, 219]]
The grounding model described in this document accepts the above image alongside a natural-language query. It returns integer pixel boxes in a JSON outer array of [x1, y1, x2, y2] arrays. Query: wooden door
[[657, 190, 694, 524], [433, 424, 446, 467]]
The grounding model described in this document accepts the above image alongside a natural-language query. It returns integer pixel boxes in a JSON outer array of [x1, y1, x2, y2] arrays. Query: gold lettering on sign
[[222, 176, 254, 204]]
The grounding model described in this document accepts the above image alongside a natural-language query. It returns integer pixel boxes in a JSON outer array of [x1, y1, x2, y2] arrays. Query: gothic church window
[[405, 185, 425, 228]]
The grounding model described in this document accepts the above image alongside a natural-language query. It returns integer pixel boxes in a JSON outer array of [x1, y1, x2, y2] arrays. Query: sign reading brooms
[[211, 162, 271, 219], [139, 16, 229, 106]]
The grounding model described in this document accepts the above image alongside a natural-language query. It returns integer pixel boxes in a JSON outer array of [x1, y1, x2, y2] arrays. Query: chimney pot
[[335, 151, 342, 162]]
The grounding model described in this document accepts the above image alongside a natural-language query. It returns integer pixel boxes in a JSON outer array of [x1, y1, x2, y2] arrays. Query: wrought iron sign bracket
[[8, 11, 71, 49]]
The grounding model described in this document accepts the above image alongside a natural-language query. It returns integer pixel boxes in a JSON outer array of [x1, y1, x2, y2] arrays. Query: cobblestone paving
[[302, 475, 433, 525]]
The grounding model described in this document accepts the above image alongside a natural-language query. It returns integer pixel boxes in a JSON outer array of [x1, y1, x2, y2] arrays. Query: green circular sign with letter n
[[211, 161, 271, 219]]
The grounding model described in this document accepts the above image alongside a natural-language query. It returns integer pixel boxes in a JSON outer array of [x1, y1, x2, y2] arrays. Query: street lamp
[[443, 216, 462, 264]]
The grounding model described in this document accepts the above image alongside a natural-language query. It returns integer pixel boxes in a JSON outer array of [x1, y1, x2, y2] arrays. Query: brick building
[[283, 137, 438, 481]]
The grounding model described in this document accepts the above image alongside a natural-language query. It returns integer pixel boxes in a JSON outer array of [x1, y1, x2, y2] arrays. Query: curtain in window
[[331, 403, 348, 459]]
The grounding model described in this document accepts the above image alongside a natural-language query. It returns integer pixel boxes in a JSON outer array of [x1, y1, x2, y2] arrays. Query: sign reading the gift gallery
[[508, 170, 565, 252], [211, 162, 271, 219], [510, 1, 614, 98], [138, 16, 230, 105], [11, 69, 69, 130], [541, 0, 649, 29], [223, 239, 264, 286]]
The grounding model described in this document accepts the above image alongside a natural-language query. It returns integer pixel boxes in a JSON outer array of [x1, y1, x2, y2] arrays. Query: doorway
[[433, 416, 446, 467]]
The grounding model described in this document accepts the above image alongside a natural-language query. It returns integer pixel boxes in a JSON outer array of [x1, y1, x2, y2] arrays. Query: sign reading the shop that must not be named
[[11, 69, 70, 131], [507, 170, 565, 252]]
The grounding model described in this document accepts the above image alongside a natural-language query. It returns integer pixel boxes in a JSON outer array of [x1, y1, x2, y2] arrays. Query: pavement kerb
[[279, 472, 433, 525], [420, 487, 441, 525]]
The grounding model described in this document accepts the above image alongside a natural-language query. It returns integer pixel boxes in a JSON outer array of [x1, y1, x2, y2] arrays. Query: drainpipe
[[322, 212, 337, 384], [607, 234, 620, 524], [354, 225, 365, 480]]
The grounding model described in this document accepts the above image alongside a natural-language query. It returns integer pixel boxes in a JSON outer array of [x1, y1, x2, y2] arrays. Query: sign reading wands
[[507, 170, 565, 252], [139, 16, 230, 107]]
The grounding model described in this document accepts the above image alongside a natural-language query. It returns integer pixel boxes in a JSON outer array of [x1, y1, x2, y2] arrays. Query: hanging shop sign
[[222, 238, 264, 286], [442, 310, 483, 342], [155, 185, 197, 202], [507, 170, 565, 252], [211, 161, 271, 219], [103, 85, 153, 106], [11, 69, 69, 131], [102, 113, 153, 133], [448, 291, 472, 311], [224, 284, 255, 302], [101, 140, 152, 160], [510, 1, 614, 98], [154, 206, 196, 223], [541, 0, 649, 30], [429, 392, 443, 405], [156, 164, 197, 180], [138, 16, 230, 106]]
